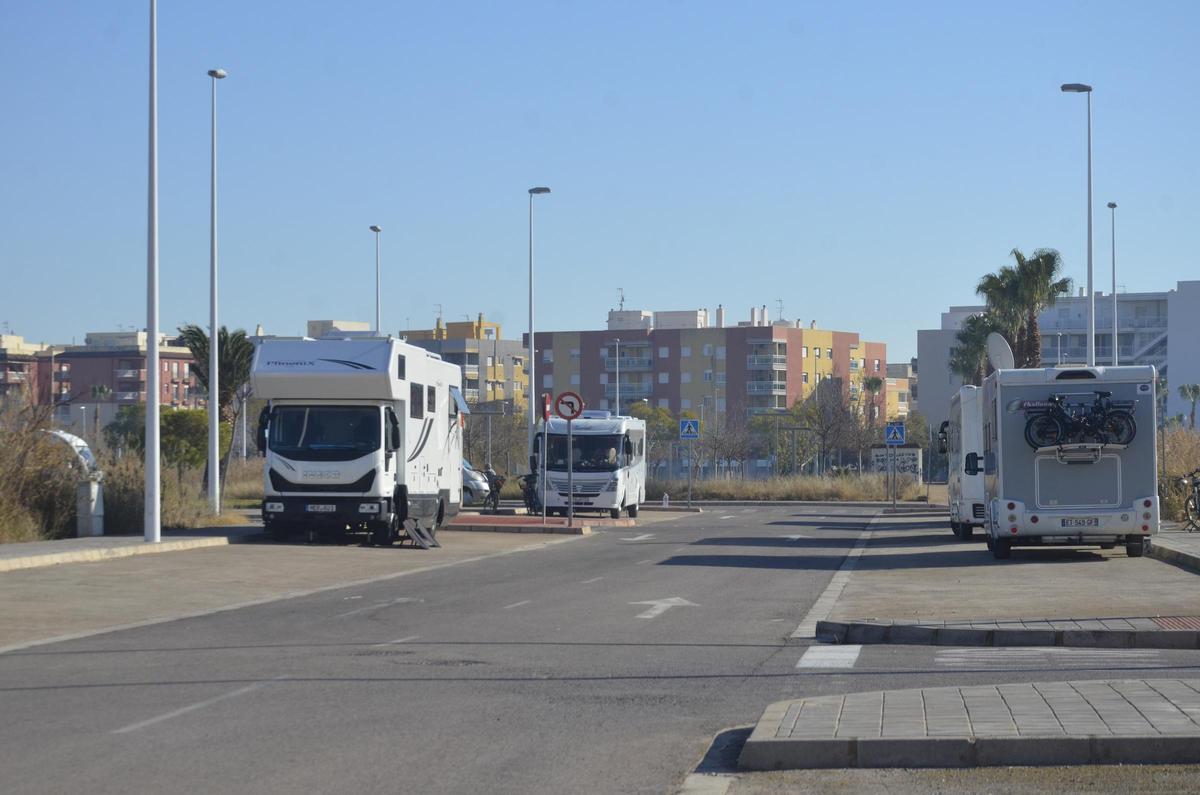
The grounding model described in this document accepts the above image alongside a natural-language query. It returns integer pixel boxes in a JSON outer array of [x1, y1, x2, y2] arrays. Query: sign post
[[541, 393, 551, 525], [555, 391, 585, 527], [679, 419, 700, 509], [885, 421, 905, 510]]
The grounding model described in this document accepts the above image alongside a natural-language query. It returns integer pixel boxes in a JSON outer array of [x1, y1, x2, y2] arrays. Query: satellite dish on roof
[[986, 332, 1015, 370]]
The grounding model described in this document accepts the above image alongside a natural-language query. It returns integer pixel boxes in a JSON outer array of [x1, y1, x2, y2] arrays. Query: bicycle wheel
[[1102, 410, 1136, 445], [1186, 496, 1199, 531], [1025, 414, 1063, 448]]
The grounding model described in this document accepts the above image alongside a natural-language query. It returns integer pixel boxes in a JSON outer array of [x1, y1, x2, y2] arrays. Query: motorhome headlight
[[358, 503, 381, 514], [265, 502, 284, 513], [603, 477, 619, 492]]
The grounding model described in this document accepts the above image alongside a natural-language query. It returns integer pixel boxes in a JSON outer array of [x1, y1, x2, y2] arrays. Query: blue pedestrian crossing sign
[[885, 421, 905, 446], [679, 419, 700, 440]]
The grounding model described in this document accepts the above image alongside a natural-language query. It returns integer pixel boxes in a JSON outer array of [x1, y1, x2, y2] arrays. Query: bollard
[[662, 493, 669, 508]]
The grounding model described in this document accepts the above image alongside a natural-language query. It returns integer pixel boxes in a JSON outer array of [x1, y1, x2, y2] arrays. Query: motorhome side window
[[397, 355, 406, 380], [410, 383, 424, 419], [427, 385, 436, 414]]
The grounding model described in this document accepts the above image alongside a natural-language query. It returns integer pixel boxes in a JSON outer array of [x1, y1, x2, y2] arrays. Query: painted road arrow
[[630, 597, 699, 619], [781, 534, 809, 541], [620, 533, 656, 542]]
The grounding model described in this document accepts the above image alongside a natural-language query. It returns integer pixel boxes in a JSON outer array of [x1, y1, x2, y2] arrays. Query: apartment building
[[0, 335, 50, 402], [915, 280, 1200, 428], [399, 314, 529, 409], [886, 362, 916, 420], [530, 307, 886, 424]]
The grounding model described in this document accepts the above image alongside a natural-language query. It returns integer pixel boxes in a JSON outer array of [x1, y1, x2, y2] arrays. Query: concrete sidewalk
[[740, 679, 1200, 770], [1150, 526, 1200, 572], [0, 523, 265, 573]]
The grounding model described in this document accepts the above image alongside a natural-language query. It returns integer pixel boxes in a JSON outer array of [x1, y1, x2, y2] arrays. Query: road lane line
[[796, 644, 862, 669], [503, 600, 532, 609], [720, 515, 736, 520], [112, 678, 284, 734], [335, 596, 422, 618], [790, 518, 876, 641], [636, 559, 653, 565], [373, 635, 420, 647], [581, 577, 603, 584]]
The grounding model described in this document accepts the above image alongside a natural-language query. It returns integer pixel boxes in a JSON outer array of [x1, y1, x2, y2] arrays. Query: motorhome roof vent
[[1055, 369, 1097, 380], [580, 410, 612, 419]]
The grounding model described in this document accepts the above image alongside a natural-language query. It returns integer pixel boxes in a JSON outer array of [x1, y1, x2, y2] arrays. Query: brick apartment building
[[529, 305, 886, 425]]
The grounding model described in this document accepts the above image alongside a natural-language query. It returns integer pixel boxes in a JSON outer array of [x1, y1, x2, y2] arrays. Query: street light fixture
[[527, 186, 550, 456], [1107, 201, 1118, 366], [369, 225, 382, 334], [1061, 82, 1095, 367], [207, 66, 227, 515]]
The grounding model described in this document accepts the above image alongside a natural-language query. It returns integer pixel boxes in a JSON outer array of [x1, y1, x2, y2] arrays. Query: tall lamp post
[[145, 0, 161, 543], [527, 186, 550, 455], [1061, 82, 1094, 367], [1107, 201, 1118, 366], [614, 338, 620, 414], [369, 225, 382, 334], [207, 67, 227, 515]]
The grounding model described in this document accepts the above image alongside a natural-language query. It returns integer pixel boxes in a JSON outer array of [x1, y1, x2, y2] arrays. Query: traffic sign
[[679, 419, 700, 440], [885, 421, 905, 446], [555, 391, 584, 420]]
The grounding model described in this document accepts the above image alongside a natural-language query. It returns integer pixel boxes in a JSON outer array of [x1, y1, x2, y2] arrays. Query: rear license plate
[[306, 504, 336, 513], [1061, 517, 1099, 528]]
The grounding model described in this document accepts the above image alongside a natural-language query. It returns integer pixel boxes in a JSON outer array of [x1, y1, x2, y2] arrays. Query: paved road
[[4, 506, 1200, 794]]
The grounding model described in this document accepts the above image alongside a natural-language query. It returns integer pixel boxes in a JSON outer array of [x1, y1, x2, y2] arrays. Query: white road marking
[[630, 597, 698, 619], [678, 772, 735, 794], [373, 635, 420, 647], [113, 677, 285, 734], [335, 596, 423, 618], [621, 533, 656, 542], [796, 644, 862, 669], [935, 647, 1164, 668], [580, 577, 603, 584], [636, 558, 653, 565], [503, 600, 532, 609], [790, 520, 876, 640], [781, 534, 809, 541], [720, 515, 736, 520]]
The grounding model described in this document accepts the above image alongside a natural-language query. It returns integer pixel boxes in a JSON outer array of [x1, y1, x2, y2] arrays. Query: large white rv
[[536, 411, 646, 518], [252, 336, 466, 548], [940, 385, 986, 540], [978, 365, 1158, 560]]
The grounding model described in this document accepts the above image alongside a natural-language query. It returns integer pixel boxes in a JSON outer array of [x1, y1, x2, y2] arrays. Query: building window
[[543, 374, 553, 389], [716, 346, 726, 360], [658, 346, 669, 359], [570, 374, 580, 385], [485, 356, 494, 368], [658, 398, 670, 409], [815, 373, 821, 383], [874, 359, 881, 372], [171, 361, 178, 378], [681, 372, 692, 384], [814, 347, 822, 359], [802, 372, 809, 384], [658, 372, 669, 384], [410, 383, 424, 419], [681, 398, 692, 409], [703, 344, 712, 356], [681, 346, 691, 358], [397, 355, 406, 380], [827, 348, 833, 359], [703, 370, 713, 382], [542, 349, 553, 363], [716, 398, 726, 412], [716, 372, 726, 384], [570, 348, 580, 360], [802, 347, 808, 358]]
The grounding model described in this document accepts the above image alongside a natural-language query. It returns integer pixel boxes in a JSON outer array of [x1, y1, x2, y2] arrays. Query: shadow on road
[[691, 536, 859, 549]]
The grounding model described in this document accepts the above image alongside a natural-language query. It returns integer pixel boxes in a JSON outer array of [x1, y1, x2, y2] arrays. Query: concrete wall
[[915, 328, 964, 429], [1168, 281, 1200, 420]]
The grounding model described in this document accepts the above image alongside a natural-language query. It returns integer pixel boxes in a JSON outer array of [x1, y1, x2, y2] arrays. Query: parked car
[[462, 459, 491, 506]]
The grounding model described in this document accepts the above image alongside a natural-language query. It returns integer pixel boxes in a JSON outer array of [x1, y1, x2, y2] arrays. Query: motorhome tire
[[992, 538, 1012, 559], [1125, 537, 1146, 557], [270, 524, 289, 543], [610, 508, 621, 519], [370, 517, 397, 547], [985, 535, 994, 551], [627, 502, 638, 518], [960, 524, 973, 540]]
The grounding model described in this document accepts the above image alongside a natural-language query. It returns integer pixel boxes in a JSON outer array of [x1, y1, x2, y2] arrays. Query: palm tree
[[1009, 248, 1071, 367], [1180, 384, 1200, 430], [976, 267, 1022, 358], [949, 313, 999, 386], [861, 376, 884, 426]]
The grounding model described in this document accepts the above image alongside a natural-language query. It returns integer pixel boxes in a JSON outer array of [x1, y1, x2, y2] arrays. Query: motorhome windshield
[[270, 406, 380, 462], [546, 433, 624, 472]]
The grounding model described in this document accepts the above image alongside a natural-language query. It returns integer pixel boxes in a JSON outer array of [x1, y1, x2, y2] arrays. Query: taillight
[[1142, 525, 1150, 532], [1010, 527, 1018, 534], [1143, 499, 1152, 508], [1007, 502, 1016, 510], [1030, 515, 1039, 524]]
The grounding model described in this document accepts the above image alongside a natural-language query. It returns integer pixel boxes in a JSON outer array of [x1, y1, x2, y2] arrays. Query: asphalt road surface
[[3, 506, 1200, 794]]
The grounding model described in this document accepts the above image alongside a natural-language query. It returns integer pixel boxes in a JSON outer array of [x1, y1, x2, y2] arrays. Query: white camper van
[[252, 336, 466, 548], [977, 365, 1158, 560], [939, 385, 986, 540], [537, 411, 646, 518]]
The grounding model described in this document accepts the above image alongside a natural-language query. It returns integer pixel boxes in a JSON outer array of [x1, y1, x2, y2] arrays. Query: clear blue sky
[[3, 2, 1198, 360]]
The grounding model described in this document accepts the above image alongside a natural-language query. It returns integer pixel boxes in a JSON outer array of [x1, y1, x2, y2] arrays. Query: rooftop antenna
[[776, 298, 784, 321], [435, 303, 443, 324], [617, 288, 625, 311]]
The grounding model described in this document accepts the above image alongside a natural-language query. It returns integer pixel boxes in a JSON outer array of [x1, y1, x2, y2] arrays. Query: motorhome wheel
[[1125, 537, 1146, 557], [992, 538, 1011, 559]]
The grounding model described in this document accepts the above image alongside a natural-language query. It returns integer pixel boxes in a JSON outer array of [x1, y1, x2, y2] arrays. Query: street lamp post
[[527, 187, 550, 456], [145, 0, 161, 543], [614, 338, 620, 414], [369, 225, 382, 334], [1107, 201, 1118, 366], [1061, 82, 1094, 367], [207, 67, 227, 515]]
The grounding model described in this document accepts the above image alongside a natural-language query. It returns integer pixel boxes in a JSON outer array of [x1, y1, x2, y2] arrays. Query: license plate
[[1061, 517, 1099, 528], [306, 504, 336, 513]]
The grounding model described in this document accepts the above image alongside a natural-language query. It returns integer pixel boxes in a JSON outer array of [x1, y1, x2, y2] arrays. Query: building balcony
[[464, 388, 480, 403], [604, 383, 652, 399], [2, 371, 29, 383], [746, 354, 787, 369], [747, 407, 788, 416], [604, 357, 652, 371], [746, 381, 787, 395], [115, 391, 144, 402], [114, 368, 145, 380], [463, 364, 479, 378]]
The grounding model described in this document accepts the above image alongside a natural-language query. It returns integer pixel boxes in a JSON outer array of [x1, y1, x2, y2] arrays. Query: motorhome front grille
[[973, 504, 985, 519], [549, 478, 602, 497], [269, 469, 376, 493]]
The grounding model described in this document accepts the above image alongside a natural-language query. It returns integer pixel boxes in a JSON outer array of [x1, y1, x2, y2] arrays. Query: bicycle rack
[[1036, 442, 1123, 464]]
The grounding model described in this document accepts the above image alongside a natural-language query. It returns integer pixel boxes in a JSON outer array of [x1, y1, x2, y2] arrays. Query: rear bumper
[[989, 496, 1159, 541], [262, 496, 392, 525]]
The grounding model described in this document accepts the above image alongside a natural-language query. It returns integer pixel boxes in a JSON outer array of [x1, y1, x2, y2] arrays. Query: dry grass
[[223, 457, 264, 509], [1162, 426, 1200, 521], [648, 473, 924, 502], [0, 397, 77, 544]]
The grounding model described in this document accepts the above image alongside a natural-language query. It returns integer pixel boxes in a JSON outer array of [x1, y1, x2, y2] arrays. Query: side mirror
[[390, 425, 401, 451], [964, 452, 981, 477], [624, 439, 633, 456], [529, 454, 537, 473], [256, 407, 270, 455]]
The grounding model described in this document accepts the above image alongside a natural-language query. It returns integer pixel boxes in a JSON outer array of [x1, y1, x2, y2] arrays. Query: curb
[[815, 619, 1200, 649], [0, 536, 235, 573], [638, 505, 704, 513], [447, 523, 591, 536], [1149, 539, 1200, 574]]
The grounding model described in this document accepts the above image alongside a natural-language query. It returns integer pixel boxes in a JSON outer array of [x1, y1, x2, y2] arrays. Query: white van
[[939, 385, 986, 540], [252, 335, 465, 548], [977, 365, 1158, 560], [536, 411, 646, 518]]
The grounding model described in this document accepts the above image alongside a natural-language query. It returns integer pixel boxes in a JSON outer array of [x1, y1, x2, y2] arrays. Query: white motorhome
[[939, 385, 986, 540], [252, 336, 466, 547], [978, 365, 1158, 560], [536, 411, 646, 518]]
